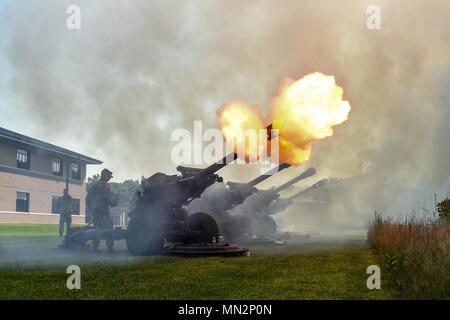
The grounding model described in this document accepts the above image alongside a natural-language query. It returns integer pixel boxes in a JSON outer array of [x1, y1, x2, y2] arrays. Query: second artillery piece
[[188, 166, 317, 240], [228, 178, 329, 240], [217, 167, 318, 240], [264, 178, 328, 216]]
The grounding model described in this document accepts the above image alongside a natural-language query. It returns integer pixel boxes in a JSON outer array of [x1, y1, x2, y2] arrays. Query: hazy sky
[[0, 0, 448, 199]]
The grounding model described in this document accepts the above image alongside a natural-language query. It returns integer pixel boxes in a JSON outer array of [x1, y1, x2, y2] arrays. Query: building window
[[16, 192, 30, 212], [51, 196, 59, 214], [72, 199, 80, 215], [17, 149, 30, 170], [52, 159, 62, 176], [71, 163, 80, 180]]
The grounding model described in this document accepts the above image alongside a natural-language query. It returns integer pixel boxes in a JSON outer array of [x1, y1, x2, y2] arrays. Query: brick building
[[0, 127, 102, 224]]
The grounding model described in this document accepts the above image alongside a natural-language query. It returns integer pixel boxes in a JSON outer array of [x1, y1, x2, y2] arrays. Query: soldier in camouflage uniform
[[58, 188, 73, 237], [86, 168, 117, 252]]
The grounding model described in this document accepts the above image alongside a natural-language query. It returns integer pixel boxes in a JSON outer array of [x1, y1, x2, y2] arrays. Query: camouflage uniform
[[86, 180, 116, 251], [58, 193, 73, 237]]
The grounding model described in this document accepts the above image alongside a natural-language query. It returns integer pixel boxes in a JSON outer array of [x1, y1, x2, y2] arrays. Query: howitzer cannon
[[213, 167, 317, 239], [62, 153, 242, 255], [226, 163, 292, 207], [241, 167, 317, 211], [268, 178, 328, 215], [250, 179, 328, 236], [125, 153, 239, 255], [247, 178, 328, 239]]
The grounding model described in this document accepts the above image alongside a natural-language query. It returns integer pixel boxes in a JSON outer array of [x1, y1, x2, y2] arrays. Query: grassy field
[[0, 224, 397, 300], [0, 224, 84, 237]]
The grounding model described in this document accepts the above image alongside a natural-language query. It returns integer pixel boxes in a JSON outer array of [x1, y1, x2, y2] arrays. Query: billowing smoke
[[0, 0, 449, 234], [188, 182, 232, 214]]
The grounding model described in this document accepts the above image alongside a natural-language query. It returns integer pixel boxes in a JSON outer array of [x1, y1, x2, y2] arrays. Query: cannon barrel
[[229, 168, 317, 214], [202, 152, 239, 175], [286, 178, 328, 201], [226, 163, 292, 208], [246, 163, 291, 186], [260, 178, 328, 216], [273, 167, 316, 193]]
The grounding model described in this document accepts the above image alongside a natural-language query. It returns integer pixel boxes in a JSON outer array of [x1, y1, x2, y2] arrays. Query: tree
[[110, 180, 141, 211], [86, 174, 100, 192], [86, 175, 141, 212], [437, 197, 450, 222]]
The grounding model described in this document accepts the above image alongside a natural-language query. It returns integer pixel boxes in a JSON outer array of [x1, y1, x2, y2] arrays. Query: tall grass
[[368, 213, 449, 299]]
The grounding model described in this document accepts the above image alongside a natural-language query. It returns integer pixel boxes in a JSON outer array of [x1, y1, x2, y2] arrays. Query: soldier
[[58, 188, 73, 237], [86, 168, 117, 252]]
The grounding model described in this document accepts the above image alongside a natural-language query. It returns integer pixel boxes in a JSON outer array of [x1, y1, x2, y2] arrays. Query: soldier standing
[[58, 188, 73, 237], [86, 168, 117, 252]]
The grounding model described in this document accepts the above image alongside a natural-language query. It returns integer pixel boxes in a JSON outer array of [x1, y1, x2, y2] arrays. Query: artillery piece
[[231, 178, 328, 241], [187, 166, 316, 240], [125, 153, 237, 255], [267, 178, 328, 215], [215, 167, 317, 240], [62, 153, 243, 255]]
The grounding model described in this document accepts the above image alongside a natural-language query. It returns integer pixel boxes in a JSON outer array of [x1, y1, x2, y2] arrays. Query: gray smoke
[[0, 236, 141, 268], [188, 182, 232, 214], [1, 0, 449, 235]]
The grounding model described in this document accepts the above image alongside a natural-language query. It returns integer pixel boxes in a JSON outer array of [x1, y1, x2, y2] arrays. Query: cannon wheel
[[187, 212, 219, 244], [126, 215, 164, 255]]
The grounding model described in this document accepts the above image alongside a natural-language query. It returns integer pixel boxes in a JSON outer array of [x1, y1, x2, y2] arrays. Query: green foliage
[[437, 197, 450, 222], [86, 175, 141, 212], [109, 180, 141, 211], [382, 249, 410, 293], [86, 174, 100, 192], [382, 250, 405, 277]]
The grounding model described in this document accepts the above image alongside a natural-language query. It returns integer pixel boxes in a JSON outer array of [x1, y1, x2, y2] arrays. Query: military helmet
[[101, 168, 113, 177]]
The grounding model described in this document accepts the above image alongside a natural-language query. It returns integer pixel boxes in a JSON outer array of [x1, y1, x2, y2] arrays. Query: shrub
[[437, 197, 450, 222]]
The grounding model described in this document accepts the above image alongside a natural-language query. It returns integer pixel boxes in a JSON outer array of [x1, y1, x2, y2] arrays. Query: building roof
[[0, 127, 102, 165]]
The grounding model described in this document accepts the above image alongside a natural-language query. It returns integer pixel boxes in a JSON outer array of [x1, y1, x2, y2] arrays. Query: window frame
[[17, 149, 30, 170], [51, 196, 59, 214], [16, 192, 30, 212], [52, 159, 63, 176], [71, 198, 80, 215], [71, 162, 81, 180]]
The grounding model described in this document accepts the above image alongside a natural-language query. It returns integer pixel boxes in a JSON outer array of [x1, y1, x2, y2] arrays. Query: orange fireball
[[269, 72, 351, 165], [217, 72, 351, 166], [216, 99, 266, 162]]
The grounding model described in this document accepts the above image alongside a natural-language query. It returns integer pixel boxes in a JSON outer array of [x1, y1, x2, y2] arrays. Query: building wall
[[0, 139, 95, 224], [0, 141, 18, 167], [0, 171, 86, 214], [0, 140, 86, 181]]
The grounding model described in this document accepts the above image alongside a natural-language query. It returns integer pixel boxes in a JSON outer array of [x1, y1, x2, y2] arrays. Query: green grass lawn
[[0, 224, 397, 300], [0, 223, 84, 237]]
